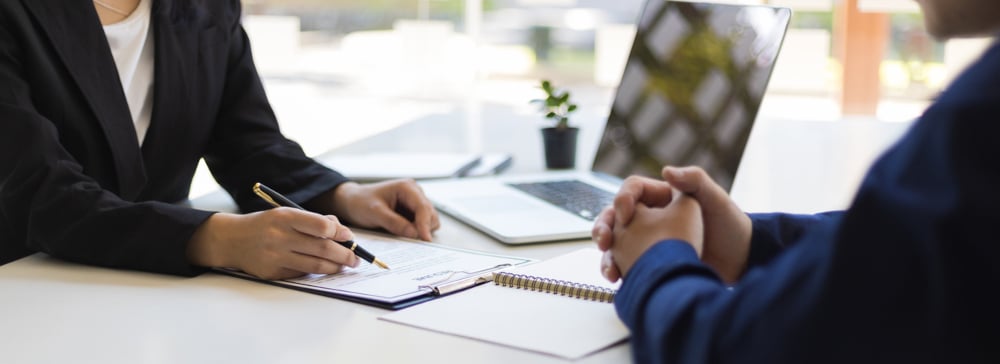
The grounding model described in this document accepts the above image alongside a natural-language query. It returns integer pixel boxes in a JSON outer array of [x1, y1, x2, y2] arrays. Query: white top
[[103, 0, 154, 146]]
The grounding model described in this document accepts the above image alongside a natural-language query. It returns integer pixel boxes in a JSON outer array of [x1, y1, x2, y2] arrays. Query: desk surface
[[0, 219, 619, 364], [0, 105, 912, 364]]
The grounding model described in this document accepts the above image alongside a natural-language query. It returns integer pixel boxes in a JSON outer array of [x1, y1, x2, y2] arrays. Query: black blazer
[[0, 0, 348, 275]]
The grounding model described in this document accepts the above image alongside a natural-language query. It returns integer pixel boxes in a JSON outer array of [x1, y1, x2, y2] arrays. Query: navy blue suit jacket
[[0, 0, 348, 275], [616, 41, 1000, 363]]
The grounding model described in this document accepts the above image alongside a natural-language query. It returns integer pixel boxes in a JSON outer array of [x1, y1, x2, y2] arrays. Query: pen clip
[[253, 183, 281, 208]]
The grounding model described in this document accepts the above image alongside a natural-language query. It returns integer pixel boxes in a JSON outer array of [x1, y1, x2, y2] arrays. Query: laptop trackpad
[[450, 192, 590, 237]]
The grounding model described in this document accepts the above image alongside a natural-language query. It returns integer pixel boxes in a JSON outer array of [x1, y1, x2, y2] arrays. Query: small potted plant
[[532, 79, 579, 169]]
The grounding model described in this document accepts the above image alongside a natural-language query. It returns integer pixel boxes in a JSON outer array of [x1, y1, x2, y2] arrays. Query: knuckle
[[307, 260, 326, 273], [690, 166, 708, 178], [613, 193, 633, 205], [400, 182, 417, 193], [262, 226, 284, 243], [326, 215, 341, 225], [273, 207, 294, 218], [313, 239, 334, 256]]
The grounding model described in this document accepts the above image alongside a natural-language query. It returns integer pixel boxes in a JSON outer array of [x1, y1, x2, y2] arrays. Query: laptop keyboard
[[507, 180, 615, 221]]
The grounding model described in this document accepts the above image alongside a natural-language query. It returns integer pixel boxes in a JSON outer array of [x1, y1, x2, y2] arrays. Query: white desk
[[0, 106, 912, 364]]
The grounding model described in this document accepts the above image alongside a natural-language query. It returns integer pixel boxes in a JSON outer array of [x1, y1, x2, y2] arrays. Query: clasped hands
[[188, 179, 439, 279], [593, 166, 753, 284]]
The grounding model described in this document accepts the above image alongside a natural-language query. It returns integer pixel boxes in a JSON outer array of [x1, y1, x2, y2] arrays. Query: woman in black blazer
[[0, 0, 440, 278]]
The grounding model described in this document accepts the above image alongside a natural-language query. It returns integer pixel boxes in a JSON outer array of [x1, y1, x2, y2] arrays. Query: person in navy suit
[[593, 0, 1000, 362], [0, 0, 439, 279]]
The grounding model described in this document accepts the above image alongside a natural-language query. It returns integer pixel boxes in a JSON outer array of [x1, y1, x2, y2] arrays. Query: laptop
[[419, 0, 791, 244]]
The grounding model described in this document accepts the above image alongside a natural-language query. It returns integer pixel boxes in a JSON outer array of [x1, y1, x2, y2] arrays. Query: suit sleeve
[[614, 224, 841, 364], [201, 0, 349, 212], [745, 211, 842, 269], [0, 13, 212, 275]]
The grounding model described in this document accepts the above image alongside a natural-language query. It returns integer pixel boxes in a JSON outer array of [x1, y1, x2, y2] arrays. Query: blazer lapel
[[142, 0, 199, 168], [23, 0, 148, 201]]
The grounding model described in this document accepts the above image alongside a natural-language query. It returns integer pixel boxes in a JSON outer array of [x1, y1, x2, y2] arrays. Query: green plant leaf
[[535, 80, 577, 127], [541, 80, 553, 93]]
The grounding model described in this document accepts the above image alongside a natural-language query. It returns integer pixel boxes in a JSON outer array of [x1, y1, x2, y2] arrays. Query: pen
[[252, 182, 390, 270]]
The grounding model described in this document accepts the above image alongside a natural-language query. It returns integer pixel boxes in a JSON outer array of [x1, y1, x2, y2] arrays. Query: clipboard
[[215, 231, 532, 310]]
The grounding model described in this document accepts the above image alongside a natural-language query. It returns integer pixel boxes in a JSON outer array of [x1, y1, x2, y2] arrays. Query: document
[[218, 232, 532, 309], [380, 248, 629, 359]]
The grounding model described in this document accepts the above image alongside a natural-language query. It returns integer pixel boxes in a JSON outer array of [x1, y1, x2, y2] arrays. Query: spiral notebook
[[490, 271, 616, 303], [380, 248, 628, 359]]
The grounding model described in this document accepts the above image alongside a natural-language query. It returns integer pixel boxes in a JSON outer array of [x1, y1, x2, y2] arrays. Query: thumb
[[661, 166, 729, 209]]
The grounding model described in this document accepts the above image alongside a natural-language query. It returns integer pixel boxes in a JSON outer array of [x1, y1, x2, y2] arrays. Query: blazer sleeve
[[0, 17, 212, 275], [201, 1, 349, 212]]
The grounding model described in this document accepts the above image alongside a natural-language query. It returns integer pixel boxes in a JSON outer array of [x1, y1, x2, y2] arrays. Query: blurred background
[[189, 0, 995, 198]]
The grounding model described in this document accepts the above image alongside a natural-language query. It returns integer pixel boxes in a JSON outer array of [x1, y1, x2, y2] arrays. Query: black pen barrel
[[339, 240, 376, 263]]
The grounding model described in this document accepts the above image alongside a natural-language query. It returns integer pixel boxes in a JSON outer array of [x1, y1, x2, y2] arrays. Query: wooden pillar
[[833, 0, 889, 115]]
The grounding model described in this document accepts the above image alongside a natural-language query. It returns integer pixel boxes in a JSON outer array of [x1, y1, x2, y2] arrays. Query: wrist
[[715, 213, 753, 283], [304, 182, 359, 216], [623, 239, 699, 277], [187, 212, 239, 268], [329, 181, 361, 217]]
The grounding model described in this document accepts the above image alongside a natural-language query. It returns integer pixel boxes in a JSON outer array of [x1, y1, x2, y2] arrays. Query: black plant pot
[[541, 127, 579, 169]]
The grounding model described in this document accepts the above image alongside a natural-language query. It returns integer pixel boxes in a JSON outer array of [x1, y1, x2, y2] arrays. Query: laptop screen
[[592, 0, 790, 191]]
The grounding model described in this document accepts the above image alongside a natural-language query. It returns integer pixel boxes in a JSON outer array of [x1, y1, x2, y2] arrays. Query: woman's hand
[[187, 208, 360, 280], [324, 180, 440, 241]]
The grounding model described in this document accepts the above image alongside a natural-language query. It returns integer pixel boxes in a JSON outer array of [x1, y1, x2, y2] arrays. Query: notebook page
[[380, 248, 629, 359]]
